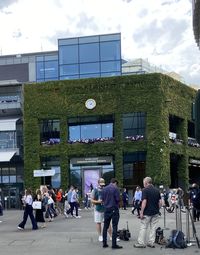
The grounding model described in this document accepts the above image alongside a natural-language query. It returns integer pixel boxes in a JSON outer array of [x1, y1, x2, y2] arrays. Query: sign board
[[71, 156, 112, 165], [33, 169, 55, 177]]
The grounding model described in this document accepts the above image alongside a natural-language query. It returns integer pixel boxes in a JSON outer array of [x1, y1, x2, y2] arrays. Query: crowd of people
[[13, 178, 200, 250], [17, 185, 82, 231]]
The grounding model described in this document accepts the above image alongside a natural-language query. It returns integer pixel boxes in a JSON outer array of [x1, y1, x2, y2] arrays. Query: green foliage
[[23, 73, 199, 190]]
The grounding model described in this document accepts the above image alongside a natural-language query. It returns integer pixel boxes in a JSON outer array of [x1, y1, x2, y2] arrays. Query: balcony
[[188, 137, 200, 148], [0, 95, 21, 109], [169, 132, 183, 144], [0, 96, 22, 116]]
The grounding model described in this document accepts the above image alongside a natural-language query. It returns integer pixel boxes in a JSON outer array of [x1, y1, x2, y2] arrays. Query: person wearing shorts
[[91, 178, 112, 242]]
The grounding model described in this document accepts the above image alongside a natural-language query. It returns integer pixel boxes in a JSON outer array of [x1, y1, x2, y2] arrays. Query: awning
[[0, 151, 16, 162], [0, 118, 19, 131]]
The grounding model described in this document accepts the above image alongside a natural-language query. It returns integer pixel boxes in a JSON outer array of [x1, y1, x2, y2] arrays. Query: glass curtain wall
[[58, 33, 121, 80], [122, 112, 146, 140], [40, 119, 60, 145], [36, 54, 58, 82], [68, 115, 114, 143], [123, 152, 146, 188]]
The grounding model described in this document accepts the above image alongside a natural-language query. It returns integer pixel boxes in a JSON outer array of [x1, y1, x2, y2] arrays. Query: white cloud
[[0, 0, 199, 86]]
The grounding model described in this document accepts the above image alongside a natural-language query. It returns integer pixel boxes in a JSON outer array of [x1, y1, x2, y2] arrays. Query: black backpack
[[166, 230, 187, 249], [155, 227, 165, 244], [117, 221, 131, 241], [117, 229, 131, 241]]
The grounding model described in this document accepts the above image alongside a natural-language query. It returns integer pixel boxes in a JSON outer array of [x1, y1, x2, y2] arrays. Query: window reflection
[[101, 61, 121, 73], [68, 122, 113, 142], [123, 112, 146, 139], [79, 43, 99, 63], [0, 131, 16, 149], [36, 54, 58, 82], [40, 120, 60, 145], [60, 64, 79, 76], [80, 62, 100, 74], [59, 45, 78, 64], [81, 124, 101, 139], [123, 152, 146, 187], [100, 41, 121, 61], [58, 33, 121, 80]]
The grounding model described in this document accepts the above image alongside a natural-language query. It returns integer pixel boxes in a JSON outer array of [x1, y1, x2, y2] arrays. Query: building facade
[[23, 73, 199, 199], [0, 32, 199, 207], [0, 33, 121, 208], [0, 81, 23, 209], [0, 33, 121, 83]]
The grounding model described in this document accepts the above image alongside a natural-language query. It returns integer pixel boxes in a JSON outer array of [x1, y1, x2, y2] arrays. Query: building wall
[[0, 64, 29, 82], [23, 73, 198, 191]]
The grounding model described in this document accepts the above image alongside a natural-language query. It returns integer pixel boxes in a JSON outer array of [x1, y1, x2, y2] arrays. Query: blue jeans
[[103, 207, 119, 247]]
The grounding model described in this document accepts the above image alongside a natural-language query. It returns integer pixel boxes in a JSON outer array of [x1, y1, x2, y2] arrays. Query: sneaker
[[147, 243, 155, 248], [98, 236, 103, 242], [134, 243, 146, 248], [64, 212, 68, 218], [17, 226, 24, 230], [75, 215, 81, 218]]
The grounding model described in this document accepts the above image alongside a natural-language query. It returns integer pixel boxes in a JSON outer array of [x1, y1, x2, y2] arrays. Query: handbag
[[32, 201, 42, 210]]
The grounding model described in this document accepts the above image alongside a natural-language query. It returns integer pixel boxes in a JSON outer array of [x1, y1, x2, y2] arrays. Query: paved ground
[[0, 207, 199, 255]]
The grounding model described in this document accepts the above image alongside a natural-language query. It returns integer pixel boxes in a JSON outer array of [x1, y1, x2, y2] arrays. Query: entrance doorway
[[2, 187, 20, 209], [83, 168, 100, 195]]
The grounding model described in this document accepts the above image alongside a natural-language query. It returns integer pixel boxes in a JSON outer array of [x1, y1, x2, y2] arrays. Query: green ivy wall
[[23, 73, 199, 190]]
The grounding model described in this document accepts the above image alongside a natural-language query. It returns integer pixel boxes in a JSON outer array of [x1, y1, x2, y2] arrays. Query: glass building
[[35, 33, 121, 82], [58, 33, 121, 80]]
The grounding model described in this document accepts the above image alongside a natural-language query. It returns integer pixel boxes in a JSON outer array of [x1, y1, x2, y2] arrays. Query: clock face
[[85, 99, 96, 109]]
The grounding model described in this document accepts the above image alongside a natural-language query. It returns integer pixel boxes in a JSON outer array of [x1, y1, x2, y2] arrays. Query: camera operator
[[189, 183, 200, 222]]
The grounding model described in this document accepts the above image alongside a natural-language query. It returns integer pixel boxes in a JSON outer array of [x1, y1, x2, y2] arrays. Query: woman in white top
[[18, 188, 38, 230]]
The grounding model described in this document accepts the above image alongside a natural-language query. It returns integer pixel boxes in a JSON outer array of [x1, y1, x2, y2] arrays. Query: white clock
[[85, 99, 96, 109]]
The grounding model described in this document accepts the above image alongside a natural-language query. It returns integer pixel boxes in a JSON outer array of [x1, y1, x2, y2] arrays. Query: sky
[[0, 0, 199, 86]]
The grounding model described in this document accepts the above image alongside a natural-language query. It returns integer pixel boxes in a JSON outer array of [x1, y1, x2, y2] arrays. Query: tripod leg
[[187, 207, 200, 248], [185, 207, 190, 243]]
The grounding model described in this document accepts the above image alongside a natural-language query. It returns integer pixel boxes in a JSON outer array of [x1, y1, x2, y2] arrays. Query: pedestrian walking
[[122, 188, 129, 210], [134, 177, 162, 248], [132, 186, 142, 216], [18, 188, 38, 230], [34, 189, 46, 228]]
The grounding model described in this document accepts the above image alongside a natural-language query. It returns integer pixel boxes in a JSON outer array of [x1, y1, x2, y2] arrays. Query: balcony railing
[[169, 132, 183, 144], [188, 137, 200, 148]]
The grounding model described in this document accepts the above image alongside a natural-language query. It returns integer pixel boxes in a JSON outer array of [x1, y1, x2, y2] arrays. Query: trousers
[[137, 214, 159, 245], [103, 207, 119, 247]]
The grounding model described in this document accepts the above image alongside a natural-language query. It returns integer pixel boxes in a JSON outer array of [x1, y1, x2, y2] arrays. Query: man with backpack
[[134, 177, 162, 248]]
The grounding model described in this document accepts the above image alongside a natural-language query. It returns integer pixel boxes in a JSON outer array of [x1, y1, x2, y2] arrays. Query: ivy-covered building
[[23, 73, 199, 196]]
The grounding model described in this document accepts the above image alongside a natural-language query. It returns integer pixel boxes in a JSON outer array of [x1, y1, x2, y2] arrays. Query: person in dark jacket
[[122, 188, 128, 210], [101, 178, 123, 249], [134, 177, 162, 248]]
